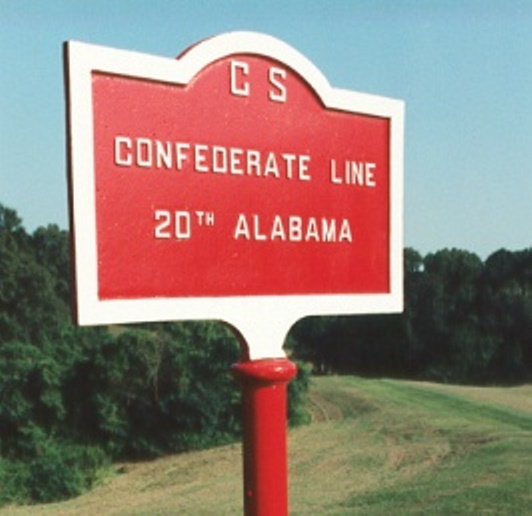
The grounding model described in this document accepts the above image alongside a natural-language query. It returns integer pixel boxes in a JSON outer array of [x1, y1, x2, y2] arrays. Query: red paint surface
[[91, 55, 390, 300], [231, 358, 297, 516]]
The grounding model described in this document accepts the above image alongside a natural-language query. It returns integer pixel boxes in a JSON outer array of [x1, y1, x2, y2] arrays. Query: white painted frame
[[64, 31, 404, 359]]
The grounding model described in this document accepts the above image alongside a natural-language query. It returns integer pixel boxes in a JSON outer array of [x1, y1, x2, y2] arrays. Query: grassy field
[[4, 376, 531, 515]]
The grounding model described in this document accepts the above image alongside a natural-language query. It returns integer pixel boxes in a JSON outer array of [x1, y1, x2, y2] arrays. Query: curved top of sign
[[64, 32, 404, 360], [177, 32, 399, 116]]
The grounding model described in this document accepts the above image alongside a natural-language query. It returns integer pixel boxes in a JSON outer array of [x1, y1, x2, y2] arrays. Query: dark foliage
[[0, 204, 308, 504], [290, 247, 532, 385]]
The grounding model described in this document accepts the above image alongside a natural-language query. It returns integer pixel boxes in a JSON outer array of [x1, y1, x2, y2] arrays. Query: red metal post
[[232, 358, 297, 516]]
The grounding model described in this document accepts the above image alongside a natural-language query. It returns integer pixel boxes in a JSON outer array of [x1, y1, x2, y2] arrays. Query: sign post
[[64, 32, 404, 515], [231, 359, 297, 516]]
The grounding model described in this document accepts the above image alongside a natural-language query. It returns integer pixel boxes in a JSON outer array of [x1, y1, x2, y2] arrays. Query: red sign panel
[[65, 33, 403, 358]]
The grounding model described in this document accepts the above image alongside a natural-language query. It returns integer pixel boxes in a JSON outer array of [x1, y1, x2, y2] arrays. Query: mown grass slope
[[293, 377, 531, 514], [4, 376, 531, 514]]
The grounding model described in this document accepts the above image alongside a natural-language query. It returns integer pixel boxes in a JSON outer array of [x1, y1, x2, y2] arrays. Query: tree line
[[291, 247, 531, 384], [0, 204, 308, 504], [1, 202, 530, 504]]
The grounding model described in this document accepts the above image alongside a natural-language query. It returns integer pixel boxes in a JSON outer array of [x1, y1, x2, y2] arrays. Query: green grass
[[293, 377, 532, 514], [3, 376, 531, 514]]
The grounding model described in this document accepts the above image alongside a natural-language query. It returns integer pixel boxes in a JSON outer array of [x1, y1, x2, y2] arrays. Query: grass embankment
[[4, 377, 531, 514], [293, 377, 532, 514]]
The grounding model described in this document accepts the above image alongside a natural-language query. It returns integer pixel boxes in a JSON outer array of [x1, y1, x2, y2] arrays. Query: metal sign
[[64, 32, 404, 359]]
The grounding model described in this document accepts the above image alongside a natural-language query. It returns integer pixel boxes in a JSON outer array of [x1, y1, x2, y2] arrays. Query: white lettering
[[230, 60, 250, 97], [154, 210, 193, 240], [113, 137, 313, 182], [288, 216, 303, 241], [154, 210, 171, 239], [247, 149, 261, 176], [365, 163, 376, 187], [330, 159, 377, 187], [136, 138, 152, 168], [234, 214, 250, 239], [194, 144, 209, 172], [175, 211, 191, 239], [263, 152, 280, 178], [271, 215, 286, 240], [156, 140, 172, 168], [321, 218, 336, 242], [339, 219, 353, 242], [212, 146, 227, 173], [351, 161, 364, 185], [268, 67, 287, 103], [330, 159, 341, 184], [252, 215, 267, 241], [176, 143, 190, 170], [299, 155, 311, 181], [233, 214, 353, 243], [230, 148, 244, 175], [282, 154, 296, 179], [114, 136, 132, 166], [305, 218, 320, 241]]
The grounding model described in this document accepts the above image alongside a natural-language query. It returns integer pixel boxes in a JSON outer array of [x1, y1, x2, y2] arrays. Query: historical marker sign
[[64, 32, 404, 359]]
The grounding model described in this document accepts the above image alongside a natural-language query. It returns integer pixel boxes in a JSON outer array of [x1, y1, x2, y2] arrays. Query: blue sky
[[1, 0, 531, 259]]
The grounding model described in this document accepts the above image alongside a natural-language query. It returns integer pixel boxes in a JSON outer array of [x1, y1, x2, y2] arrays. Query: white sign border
[[64, 31, 404, 360]]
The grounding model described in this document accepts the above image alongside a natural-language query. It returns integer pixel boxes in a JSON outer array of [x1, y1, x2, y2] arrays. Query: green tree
[[415, 249, 484, 382], [480, 248, 532, 382], [32, 225, 71, 304]]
